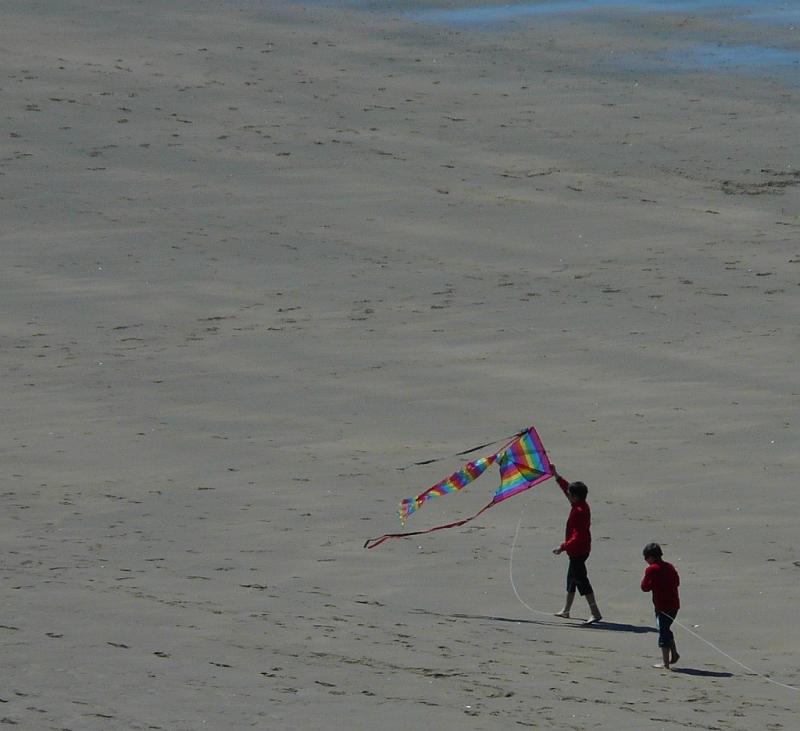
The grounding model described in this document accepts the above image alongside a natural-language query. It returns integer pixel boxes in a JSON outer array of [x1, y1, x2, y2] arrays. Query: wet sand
[[1, 1, 798, 728]]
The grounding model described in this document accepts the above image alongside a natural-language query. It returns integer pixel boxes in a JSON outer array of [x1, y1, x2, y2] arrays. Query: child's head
[[567, 481, 588, 502], [642, 542, 663, 563]]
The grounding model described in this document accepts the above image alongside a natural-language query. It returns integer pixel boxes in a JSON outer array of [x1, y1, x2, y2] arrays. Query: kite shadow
[[672, 667, 733, 678]]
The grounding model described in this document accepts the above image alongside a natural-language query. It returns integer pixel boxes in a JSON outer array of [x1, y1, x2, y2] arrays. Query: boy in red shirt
[[641, 542, 681, 669], [551, 466, 602, 625]]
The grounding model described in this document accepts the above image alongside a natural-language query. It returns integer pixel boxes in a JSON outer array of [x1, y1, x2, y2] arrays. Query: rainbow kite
[[364, 426, 553, 549]]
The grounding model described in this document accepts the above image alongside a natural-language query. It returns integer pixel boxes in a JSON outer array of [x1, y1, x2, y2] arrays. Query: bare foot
[[554, 611, 570, 618]]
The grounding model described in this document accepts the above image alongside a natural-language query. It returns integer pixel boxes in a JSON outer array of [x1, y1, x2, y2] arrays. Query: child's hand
[[552, 547, 563, 555]]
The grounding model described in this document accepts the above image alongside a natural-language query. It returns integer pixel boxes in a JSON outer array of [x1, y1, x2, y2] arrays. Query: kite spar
[[364, 425, 553, 549]]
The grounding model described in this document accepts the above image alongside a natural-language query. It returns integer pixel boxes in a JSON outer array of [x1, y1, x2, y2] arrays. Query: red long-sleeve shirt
[[556, 475, 591, 557], [641, 560, 680, 613]]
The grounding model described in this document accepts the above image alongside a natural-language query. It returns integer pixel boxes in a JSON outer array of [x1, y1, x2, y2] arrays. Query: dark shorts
[[656, 609, 678, 647], [566, 555, 593, 596]]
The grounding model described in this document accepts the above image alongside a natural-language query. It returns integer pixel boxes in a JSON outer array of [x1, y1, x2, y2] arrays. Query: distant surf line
[[406, 0, 800, 26]]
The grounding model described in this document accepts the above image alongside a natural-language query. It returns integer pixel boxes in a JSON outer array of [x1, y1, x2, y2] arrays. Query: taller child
[[551, 466, 602, 624]]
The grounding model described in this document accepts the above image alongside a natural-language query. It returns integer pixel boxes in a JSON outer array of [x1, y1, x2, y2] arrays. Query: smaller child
[[640, 542, 681, 670]]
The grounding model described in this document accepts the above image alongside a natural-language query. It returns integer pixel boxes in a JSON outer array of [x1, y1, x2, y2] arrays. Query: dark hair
[[567, 481, 588, 501], [643, 542, 663, 559]]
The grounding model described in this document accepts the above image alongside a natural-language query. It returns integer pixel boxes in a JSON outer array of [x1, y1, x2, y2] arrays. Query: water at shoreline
[[405, 0, 800, 26], [332, 0, 800, 78], [614, 42, 800, 77]]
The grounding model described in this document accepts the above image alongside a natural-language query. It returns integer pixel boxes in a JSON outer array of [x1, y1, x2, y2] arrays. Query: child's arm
[[559, 524, 580, 554], [551, 464, 571, 500], [558, 506, 589, 554], [641, 566, 653, 592]]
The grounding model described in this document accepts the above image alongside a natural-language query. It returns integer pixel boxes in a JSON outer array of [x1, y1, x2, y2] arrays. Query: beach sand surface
[[1, 1, 798, 728]]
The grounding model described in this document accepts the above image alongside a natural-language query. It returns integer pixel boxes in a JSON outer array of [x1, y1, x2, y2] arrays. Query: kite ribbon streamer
[[364, 425, 553, 549], [363, 502, 496, 550], [396, 432, 518, 470]]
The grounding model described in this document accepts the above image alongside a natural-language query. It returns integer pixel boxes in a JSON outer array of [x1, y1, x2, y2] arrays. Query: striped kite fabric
[[494, 426, 551, 504], [398, 454, 495, 525]]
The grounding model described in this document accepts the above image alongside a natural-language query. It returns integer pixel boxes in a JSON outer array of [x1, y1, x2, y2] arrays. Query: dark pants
[[566, 555, 593, 596], [656, 609, 678, 648]]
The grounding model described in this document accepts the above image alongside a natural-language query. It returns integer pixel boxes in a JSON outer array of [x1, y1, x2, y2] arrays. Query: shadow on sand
[[449, 612, 565, 628], [672, 667, 733, 678], [448, 613, 657, 633], [577, 620, 657, 634]]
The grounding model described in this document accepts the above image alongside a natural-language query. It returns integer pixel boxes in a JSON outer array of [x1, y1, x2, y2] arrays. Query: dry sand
[[1, 1, 798, 729]]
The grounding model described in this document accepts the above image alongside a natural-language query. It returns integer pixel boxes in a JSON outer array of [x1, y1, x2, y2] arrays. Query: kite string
[[665, 616, 798, 692], [508, 505, 558, 619], [508, 507, 798, 693]]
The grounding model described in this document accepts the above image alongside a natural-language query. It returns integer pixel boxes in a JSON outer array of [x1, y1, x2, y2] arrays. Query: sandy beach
[[2, 0, 798, 728]]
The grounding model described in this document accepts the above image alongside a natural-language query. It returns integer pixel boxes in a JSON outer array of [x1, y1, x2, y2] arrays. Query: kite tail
[[364, 500, 496, 549], [398, 498, 420, 525], [395, 454, 497, 526]]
